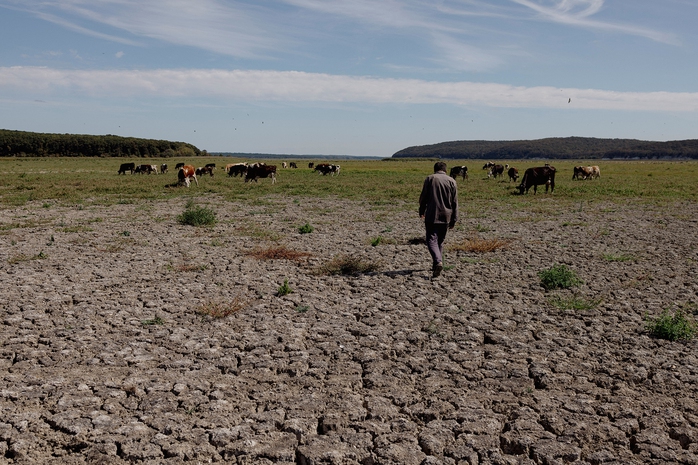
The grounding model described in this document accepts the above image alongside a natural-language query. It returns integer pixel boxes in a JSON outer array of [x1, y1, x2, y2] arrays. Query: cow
[[175, 162, 185, 171], [135, 164, 157, 174], [178, 165, 198, 187], [518, 165, 556, 194], [308, 162, 314, 169], [282, 162, 287, 169], [507, 167, 519, 182], [590, 165, 601, 179], [245, 163, 277, 184], [195, 166, 214, 177], [118, 162, 135, 175], [205, 163, 216, 170], [572, 166, 593, 180], [488, 164, 505, 179], [289, 162, 298, 169], [482, 162, 495, 170], [315, 163, 338, 175], [160, 164, 168, 174], [450, 166, 468, 180], [227, 163, 248, 177]]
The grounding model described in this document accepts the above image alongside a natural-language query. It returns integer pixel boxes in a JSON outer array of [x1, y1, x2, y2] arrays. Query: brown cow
[[573, 166, 593, 180], [507, 167, 519, 182], [178, 165, 198, 187]]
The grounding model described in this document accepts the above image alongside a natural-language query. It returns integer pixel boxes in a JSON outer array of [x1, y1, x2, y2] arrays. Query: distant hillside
[[0, 129, 202, 158], [392, 137, 698, 160]]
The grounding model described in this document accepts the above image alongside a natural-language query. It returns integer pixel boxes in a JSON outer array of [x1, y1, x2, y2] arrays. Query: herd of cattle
[[117, 161, 341, 187], [117, 160, 599, 193]]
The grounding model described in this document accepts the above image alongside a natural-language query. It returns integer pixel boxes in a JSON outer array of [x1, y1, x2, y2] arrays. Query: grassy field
[[0, 157, 696, 212]]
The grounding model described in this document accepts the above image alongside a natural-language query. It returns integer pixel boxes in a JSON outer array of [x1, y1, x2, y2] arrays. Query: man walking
[[419, 162, 458, 278]]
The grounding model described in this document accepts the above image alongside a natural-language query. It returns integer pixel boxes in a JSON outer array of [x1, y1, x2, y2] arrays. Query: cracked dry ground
[[1, 196, 697, 465]]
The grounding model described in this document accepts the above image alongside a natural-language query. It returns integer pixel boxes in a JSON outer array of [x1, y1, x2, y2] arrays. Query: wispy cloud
[[510, 0, 680, 44], [3, 0, 284, 58], [2, 66, 697, 112]]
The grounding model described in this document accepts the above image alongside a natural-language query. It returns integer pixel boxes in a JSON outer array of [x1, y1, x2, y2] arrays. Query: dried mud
[[1, 195, 697, 464]]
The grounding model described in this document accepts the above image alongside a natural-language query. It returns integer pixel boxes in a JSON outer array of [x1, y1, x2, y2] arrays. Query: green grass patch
[[645, 308, 697, 341], [142, 316, 165, 326], [298, 222, 314, 234], [177, 200, 217, 227], [538, 264, 582, 290]]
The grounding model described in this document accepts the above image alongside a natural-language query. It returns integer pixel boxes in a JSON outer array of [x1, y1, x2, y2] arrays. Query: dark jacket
[[419, 171, 458, 226]]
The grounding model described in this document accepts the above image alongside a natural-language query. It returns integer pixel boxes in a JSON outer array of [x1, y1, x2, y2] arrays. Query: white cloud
[[115, 51, 124, 58], [510, 0, 680, 44], [2, 66, 697, 112]]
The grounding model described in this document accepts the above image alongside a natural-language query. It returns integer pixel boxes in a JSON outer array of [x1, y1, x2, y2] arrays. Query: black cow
[[507, 167, 519, 182], [195, 166, 214, 177], [118, 162, 135, 175], [308, 162, 314, 169], [175, 162, 185, 171], [205, 163, 216, 170], [160, 164, 168, 174], [518, 165, 556, 194], [289, 162, 298, 169], [450, 166, 468, 180], [227, 163, 248, 177], [245, 163, 277, 184]]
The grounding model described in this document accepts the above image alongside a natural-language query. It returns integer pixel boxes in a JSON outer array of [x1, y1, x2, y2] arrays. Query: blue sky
[[1, 0, 697, 157]]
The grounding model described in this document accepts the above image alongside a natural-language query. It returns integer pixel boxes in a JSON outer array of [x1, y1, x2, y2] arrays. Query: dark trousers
[[425, 223, 448, 266]]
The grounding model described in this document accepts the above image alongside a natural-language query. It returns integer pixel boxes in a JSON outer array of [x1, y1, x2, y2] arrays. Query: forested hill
[[392, 137, 698, 160], [0, 129, 202, 157]]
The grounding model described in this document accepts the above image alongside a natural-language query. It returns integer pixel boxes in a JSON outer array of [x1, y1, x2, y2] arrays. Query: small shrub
[[295, 305, 309, 313], [538, 264, 582, 290], [450, 237, 512, 253], [645, 308, 697, 341], [318, 254, 380, 275], [298, 223, 314, 234], [277, 279, 293, 296], [371, 236, 383, 247], [197, 296, 247, 319], [178, 200, 217, 227]]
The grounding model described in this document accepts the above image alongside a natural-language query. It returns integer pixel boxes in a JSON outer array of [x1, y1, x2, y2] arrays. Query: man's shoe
[[432, 263, 443, 278]]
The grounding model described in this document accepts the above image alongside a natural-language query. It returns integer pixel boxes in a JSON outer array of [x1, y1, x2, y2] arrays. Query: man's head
[[434, 162, 447, 173]]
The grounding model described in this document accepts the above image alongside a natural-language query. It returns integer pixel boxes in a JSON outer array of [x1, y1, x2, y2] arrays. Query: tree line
[[0, 129, 203, 158], [392, 137, 698, 160]]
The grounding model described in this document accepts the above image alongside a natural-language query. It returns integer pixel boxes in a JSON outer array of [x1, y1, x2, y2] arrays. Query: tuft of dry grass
[[196, 296, 248, 319], [317, 254, 380, 275], [450, 237, 513, 253], [246, 246, 312, 261]]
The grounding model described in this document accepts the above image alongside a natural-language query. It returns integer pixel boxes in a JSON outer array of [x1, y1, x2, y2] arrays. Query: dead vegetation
[[246, 245, 312, 261], [196, 296, 248, 319]]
